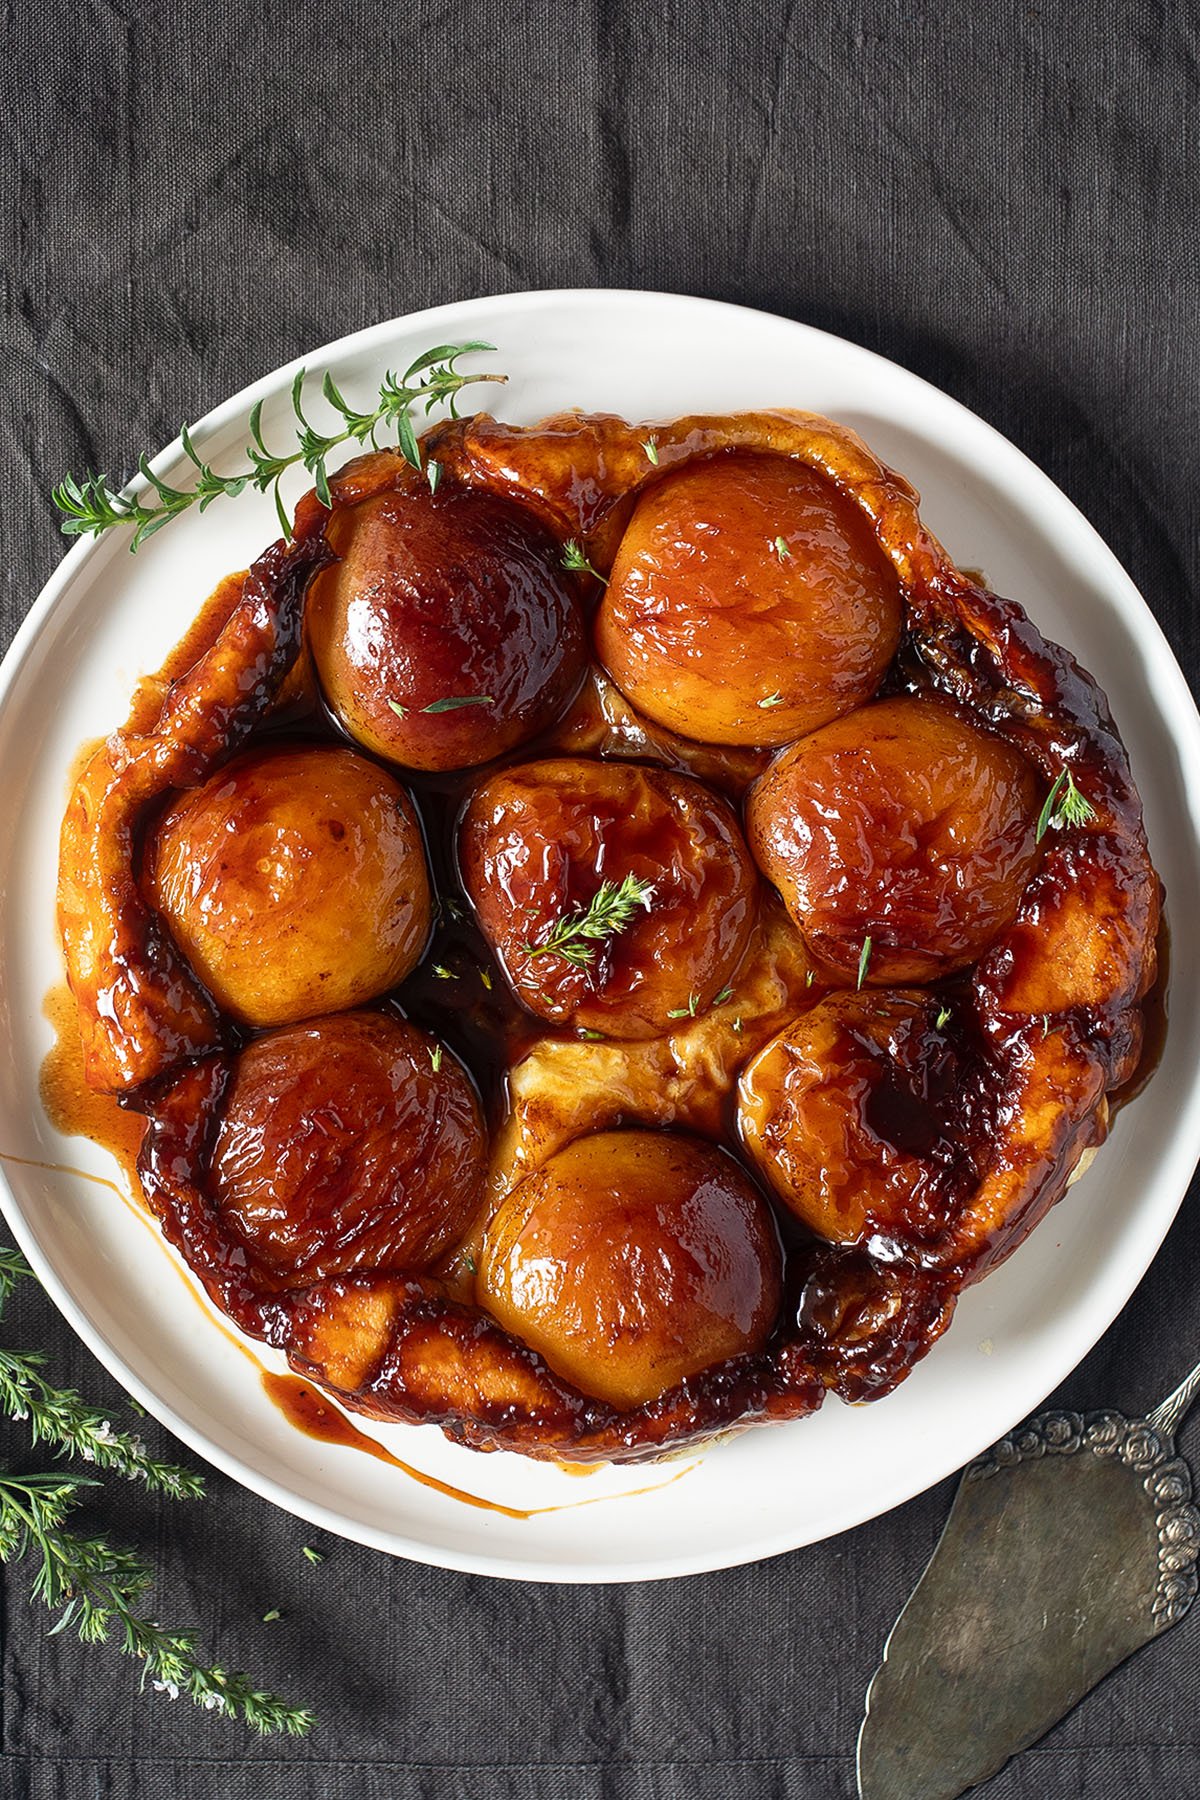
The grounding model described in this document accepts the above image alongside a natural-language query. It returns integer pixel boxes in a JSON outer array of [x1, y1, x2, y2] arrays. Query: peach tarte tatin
[[55, 395, 1161, 1463]]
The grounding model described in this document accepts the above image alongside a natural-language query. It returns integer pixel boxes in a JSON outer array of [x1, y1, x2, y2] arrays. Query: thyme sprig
[[0, 1472, 311, 1732], [561, 539, 603, 580], [1036, 767, 1097, 843], [53, 342, 506, 551], [523, 874, 656, 968], [0, 1248, 312, 1734], [0, 1349, 201, 1498]]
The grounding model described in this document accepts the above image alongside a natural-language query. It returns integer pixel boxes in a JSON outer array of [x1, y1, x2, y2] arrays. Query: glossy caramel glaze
[[747, 695, 1042, 983], [738, 990, 995, 1250], [54, 404, 1162, 1463], [479, 1130, 782, 1407], [209, 1011, 486, 1287], [306, 478, 586, 771], [58, 535, 333, 1093], [598, 451, 903, 745], [146, 743, 432, 1027], [459, 757, 756, 1037]]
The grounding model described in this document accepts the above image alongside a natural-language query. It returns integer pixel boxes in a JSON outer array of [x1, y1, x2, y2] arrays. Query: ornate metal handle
[[1147, 1357, 1200, 1439]]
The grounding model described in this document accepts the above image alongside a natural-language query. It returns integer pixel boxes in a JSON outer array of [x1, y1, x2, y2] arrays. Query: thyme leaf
[[420, 696, 493, 714], [856, 937, 873, 990], [666, 992, 701, 1020]]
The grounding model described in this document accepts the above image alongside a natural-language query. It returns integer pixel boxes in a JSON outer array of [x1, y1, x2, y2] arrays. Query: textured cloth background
[[2, 1, 1199, 1795]]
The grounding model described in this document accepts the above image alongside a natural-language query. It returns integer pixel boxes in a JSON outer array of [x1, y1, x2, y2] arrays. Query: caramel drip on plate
[[261, 1372, 696, 1517], [39, 983, 146, 1187]]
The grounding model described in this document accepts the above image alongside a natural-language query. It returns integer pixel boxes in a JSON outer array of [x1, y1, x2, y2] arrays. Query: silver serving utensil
[[857, 1359, 1200, 1799]]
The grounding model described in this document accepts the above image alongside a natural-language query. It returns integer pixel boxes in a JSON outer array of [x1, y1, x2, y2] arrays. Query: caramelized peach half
[[307, 481, 585, 771], [459, 757, 757, 1038], [738, 991, 986, 1248], [210, 1011, 485, 1286], [596, 451, 902, 747], [747, 695, 1040, 983], [145, 743, 431, 1028], [479, 1130, 782, 1408]]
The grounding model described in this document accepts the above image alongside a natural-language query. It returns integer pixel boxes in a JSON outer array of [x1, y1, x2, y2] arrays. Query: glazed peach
[[596, 451, 902, 747], [306, 481, 585, 771], [210, 1011, 485, 1285], [738, 991, 984, 1248], [459, 757, 757, 1038], [145, 743, 431, 1027], [746, 695, 1041, 983], [479, 1130, 782, 1408]]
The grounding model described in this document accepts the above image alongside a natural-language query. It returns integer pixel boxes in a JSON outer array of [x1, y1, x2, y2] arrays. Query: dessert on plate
[[55, 386, 1161, 1463]]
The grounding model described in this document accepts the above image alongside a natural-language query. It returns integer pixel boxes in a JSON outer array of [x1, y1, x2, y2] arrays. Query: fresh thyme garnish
[[301, 1545, 324, 1566], [667, 992, 700, 1020], [53, 342, 506, 550], [713, 987, 734, 1007], [0, 1249, 311, 1734], [642, 438, 660, 465], [479, 968, 493, 991], [857, 937, 873, 990], [420, 695, 493, 713], [429, 1045, 444, 1073], [522, 874, 655, 968], [561, 539, 603, 580], [432, 965, 453, 981], [577, 1028, 605, 1041], [772, 535, 792, 560], [935, 1004, 952, 1029], [758, 692, 784, 709], [388, 695, 492, 720], [1036, 767, 1097, 843], [262, 1609, 282, 1624], [804, 969, 815, 988], [731, 1017, 744, 1033]]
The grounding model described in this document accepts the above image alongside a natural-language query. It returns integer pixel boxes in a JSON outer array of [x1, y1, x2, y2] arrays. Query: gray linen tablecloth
[[2, 2, 1198, 1794]]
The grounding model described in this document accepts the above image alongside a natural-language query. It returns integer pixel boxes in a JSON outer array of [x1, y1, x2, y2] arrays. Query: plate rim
[[3, 285, 1200, 1583]]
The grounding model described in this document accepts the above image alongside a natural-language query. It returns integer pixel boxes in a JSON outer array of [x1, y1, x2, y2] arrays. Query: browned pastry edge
[[58, 534, 334, 1093], [58, 408, 1159, 1461]]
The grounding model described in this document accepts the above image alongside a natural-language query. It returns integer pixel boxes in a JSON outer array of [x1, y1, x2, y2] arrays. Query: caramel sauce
[[261, 1371, 695, 1514], [0, 1152, 128, 1204], [125, 573, 248, 733], [1109, 914, 1171, 1119], [39, 983, 146, 1188], [64, 735, 104, 801]]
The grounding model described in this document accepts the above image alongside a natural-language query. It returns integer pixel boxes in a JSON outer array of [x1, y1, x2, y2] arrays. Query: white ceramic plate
[[2, 289, 1199, 1583]]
